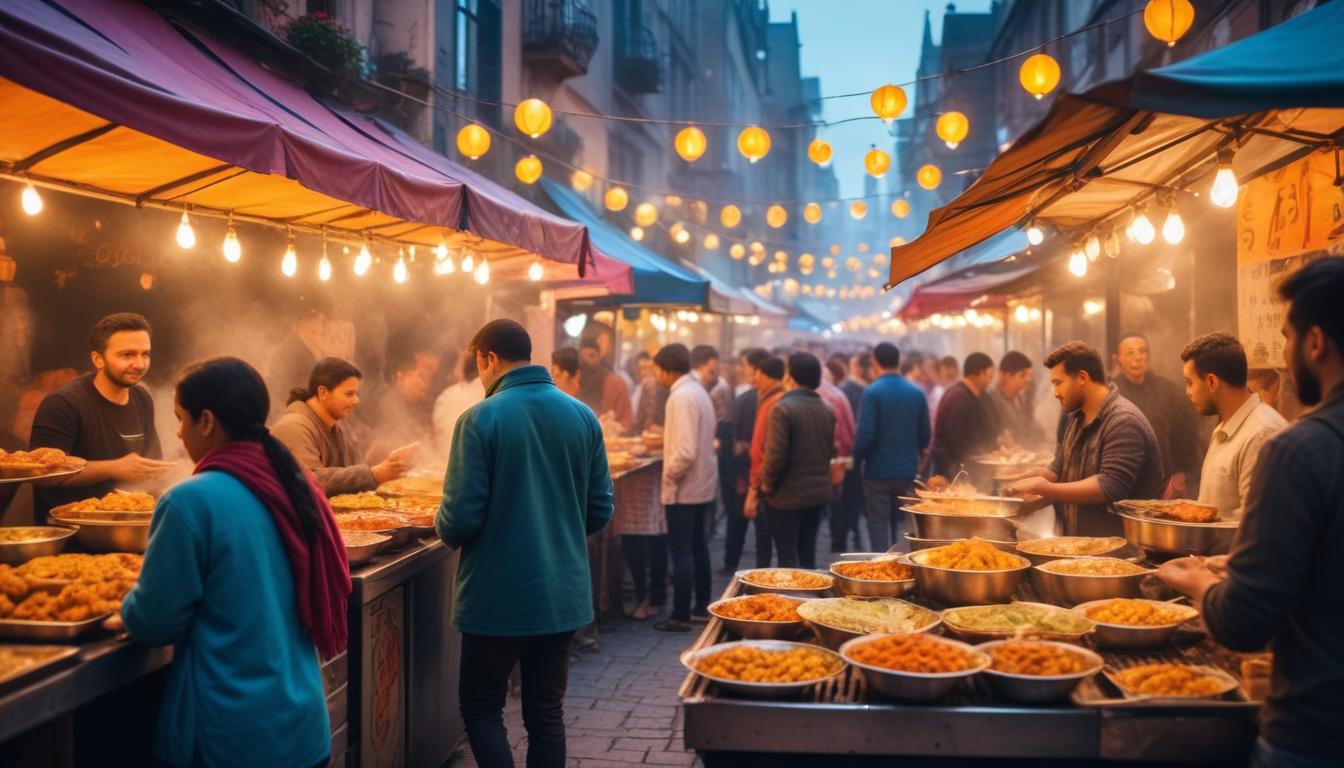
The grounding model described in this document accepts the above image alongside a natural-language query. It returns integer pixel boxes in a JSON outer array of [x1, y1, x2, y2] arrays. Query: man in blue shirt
[[851, 343, 931, 552]]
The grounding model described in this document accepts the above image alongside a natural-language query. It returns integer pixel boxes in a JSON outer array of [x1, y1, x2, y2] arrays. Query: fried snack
[[740, 569, 832, 590], [0, 555, 141, 621], [797, 598, 936, 634], [925, 475, 949, 492], [328, 492, 388, 510], [1111, 663, 1231, 697], [845, 634, 982, 674], [0, 528, 69, 545], [832, 559, 913, 581], [396, 509, 436, 528], [334, 513, 404, 532], [15, 553, 142, 582], [1017, 537, 1127, 557], [711, 594, 802, 622], [377, 475, 442, 497], [921, 539, 1024, 571], [1084, 599, 1195, 627], [66, 491, 156, 515], [943, 604, 1093, 635], [0, 448, 68, 467], [694, 645, 841, 683], [0, 566, 28, 599], [987, 642, 1093, 676], [1038, 557, 1148, 576], [1158, 502, 1219, 523]]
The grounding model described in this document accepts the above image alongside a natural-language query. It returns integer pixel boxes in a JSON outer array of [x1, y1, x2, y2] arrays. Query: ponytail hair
[[287, 356, 363, 406], [177, 357, 322, 539]]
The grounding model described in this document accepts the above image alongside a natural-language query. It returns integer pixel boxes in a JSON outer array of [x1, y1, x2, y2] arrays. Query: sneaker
[[653, 619, 692, 633]]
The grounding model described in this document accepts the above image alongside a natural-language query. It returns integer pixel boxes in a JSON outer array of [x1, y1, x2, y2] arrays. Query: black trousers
[[666, 502, 712, 621], [459, 630, 577, 768], [766, 504, 824, 569], [723, 489, 774, 570], [620, 533, 667, 606]]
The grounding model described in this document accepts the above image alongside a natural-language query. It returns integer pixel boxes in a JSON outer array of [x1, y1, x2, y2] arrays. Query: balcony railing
[[523, 0, 599, 78], [615, 23, 660, 94]]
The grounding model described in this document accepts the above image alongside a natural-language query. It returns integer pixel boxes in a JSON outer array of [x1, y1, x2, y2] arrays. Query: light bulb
[[354, 244, 372, 276], [1014, 304, 1030, 324], [461, 253, 475, 273], [175, 211, 196, 249], [630, 226, 645, 241], [318, 254, 332, 282], [1210, 166, 1239, 208], [1084, 235, 1101, 262], [19, 182, 44, 216], [1162, 210, 1185, 244], [1068, 248, 1088, 278], [435, 240, 448, 261], [393, 254, 408, 284], [528, 260, 544, 281], [222, 224, 241, 263], [281, 240, 298, 277], [440, 251, 456, 275], [1104, 229, 1121, 259], [1130, 211, 1156, 245], [473, 259, 490, 285], [674, 227, 690, 244], [1026, 224, 1044, 246]]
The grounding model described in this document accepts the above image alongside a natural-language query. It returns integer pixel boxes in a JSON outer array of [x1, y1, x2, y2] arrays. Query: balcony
[[523, 0, 599, 78], [615, 23, 660, 94]]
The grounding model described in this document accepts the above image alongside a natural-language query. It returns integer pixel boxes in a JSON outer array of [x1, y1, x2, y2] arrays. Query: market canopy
[[0, 0, 626, 288], [888, 0, 1344, 289]]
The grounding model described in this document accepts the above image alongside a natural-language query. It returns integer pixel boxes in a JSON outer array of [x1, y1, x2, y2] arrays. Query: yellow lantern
[[864, 147, 891, 178], [828, 245, 841, 256], [773, 250, 788, 264], [935, 111, 969, 149], [850, 201, 868, 220], [766, 204, 788, 229], [846, 256, 862, 272], [870, 84, 908, 122], [803, 203, 822, 224], [720, 204, 742, 228], [807, 138, 832, 166], [675, 126, 707, 163], [571, 169, 594, 191], [891, 199, 910, 219], [1019, 53, 1060, 101], [634, 202, 658, 227], [456, 123, 491, 160], [1144, 0, 1195, 47], [703, 234, 720, 250], [822, 256, 836, 269], [750, 241, 765, 254], [798, 253, 815, 268], [514, 154, 543, 185], [857, 243, 871, 254], [917, 164, 942, 190], [604, 186, 629, 212], [513, 98, 553, 138], [737, 126, 771, 163], [730, 243, 746, 260], [889, 236, 906, 247]]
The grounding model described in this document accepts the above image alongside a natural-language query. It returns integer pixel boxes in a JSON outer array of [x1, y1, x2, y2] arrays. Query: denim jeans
[[1251, 738, 1344, 768], [666, 503, 712, 621], [767, 504, 824, 568], [620, 534, 667, 607], [863, 477, 914, 553], [459, 630, 576, 768]]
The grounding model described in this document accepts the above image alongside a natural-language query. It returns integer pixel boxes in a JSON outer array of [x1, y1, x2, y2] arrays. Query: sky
[[769, 0, 993, 199]]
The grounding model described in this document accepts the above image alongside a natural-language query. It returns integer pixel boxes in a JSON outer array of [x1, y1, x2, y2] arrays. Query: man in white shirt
[[652, 343, 718, 633], [1180, 332, 1287, 520]]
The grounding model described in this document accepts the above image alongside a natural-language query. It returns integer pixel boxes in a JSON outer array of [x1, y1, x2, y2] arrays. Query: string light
[[318, 241, 332, 282], [528, 260, 544, 281], [281, 234, 298, 277], [222, 217, 241, 262], [1162, 206, 1185, 244], [1068, 247, 1088, 278], [1026, 221, 1044, 245], [1019, 53, 1061, 100], [473, 259, 490, 284], [803, 203, 822, 224], [766, 205, 788, 228], [737, 126, 771, 163], [634, 202, 658, 227], [20, 182, 43, 216], [1144, 0, 1195, 47], [917, 164, 942, 190], [864, 146, 891, 178], [393, 249, 409, 284], [354, 243, 373, 276], [175, 211, 196, 249], [870, 84, 908, 123], [630, 226, 645, 241], [456, 123, 492, 160], [570, 169, 594, 192], [604, 187, 629, 212], [935, 111, 969, 149], [674, 126, 707, 163], [720, 205, 742, 228], [849, 201, 868, 220], [891, 199, 910, 219], [703, 234, 720, 250], [514, 154, 543, 184], [1104, 229, 1122, 258], [1084, 235, 1101, 262], [807, 138, 832, 166], [461, 251, 475, 273], [1129, 207, 1156, 244], [513, 98, 553, 138], [1014, 304, 1030, 323], [1210, 151, 1239, 208]]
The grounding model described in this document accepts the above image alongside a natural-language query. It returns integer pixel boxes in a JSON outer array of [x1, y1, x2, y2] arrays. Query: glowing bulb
[[1129, 211, 1156, 245], [1162, 210, 1185, 244], [674, 227, 691, 244], [1014, 304, 1030, 324], [20, 183, 42, 216], [354, 244, 372, 276], [630, 226, 645, 241], [318, 253, 332, 282], [703, 234, 720, 250], [1084, 235, 1101, 262], [222, 224, 241, 263], [461, 252, 475, 273], [1210, 166, 1239, 208], [528, 260, 544, 281], [473, 259, 490, 285], [1026, 223, 1044, 246], [175, 211, 196, 249], [435, 240, 449, 261], [1068, 248, 1088, 278], [1104, 229, 1121, 259], [281, 239, 298, 277], [393, 252, 409, 284]]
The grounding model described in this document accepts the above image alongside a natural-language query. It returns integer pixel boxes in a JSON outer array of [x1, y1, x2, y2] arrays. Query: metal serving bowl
[[797, 598, 941, 650], [901, 506, 1021, 541], [905, 550, 1031, 607], [1118, 511, 1237, 556], [906, 533, 1016, 552], [680, 639, 846, 699], [737, 569, 835, 596], [839, 633, 990, 702], [976, 640, 1104, 703], [828, 561, 916, 598], [342, 531, 391, 567], [1072, 599, 1200, 650], [1014, 536, 1129, 566], [707, 595, 809, 640], [939, 602, 1095, 644], [0, 527, 77, 565], [1029, 560, 1153, 607], [46, 512, 150, 553]]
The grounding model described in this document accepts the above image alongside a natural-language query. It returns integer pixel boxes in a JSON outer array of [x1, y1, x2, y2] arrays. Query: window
[[455, 0, 478, 92], [454, 0, 501, 100]]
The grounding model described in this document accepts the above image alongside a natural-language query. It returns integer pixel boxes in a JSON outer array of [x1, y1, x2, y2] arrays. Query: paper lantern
[[1145, 0, 1195, 47], [828, 245, 841, 256], [891, 199, 910, 219], [936, 111, 969, 149], [1019, 54, 1060, 101], [675, 126, 707, 162], [571, 169, 594, 191], [864, 147, 891, 178], [850, 201, 868, 220], [807, 138, 832, 166], [737, 126, 771, 163], [917, 164, 942, 190], [513, 98, 553, 138], [456, 123, 491, 160], [703, 234, 720, 250], [514, 154, 543, 185], [720, 204, 742, 228], [634, 202, 658, 227], [870, 84, 908, 122], [803, 203, 822, 224], [730, 243, 746, 260], [604, 186, 629, 212], [766, 204, 788, 229]]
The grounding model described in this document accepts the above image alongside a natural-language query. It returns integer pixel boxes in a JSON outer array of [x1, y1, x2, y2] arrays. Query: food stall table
[[591, 457, 663, 618]]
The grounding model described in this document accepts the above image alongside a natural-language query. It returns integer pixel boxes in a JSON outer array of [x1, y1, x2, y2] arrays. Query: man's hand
[[386, 442, 421, 468], [110, 453, 176, 483], [744, 489, 758, 520], [1157, 555, 1222, 603], [1006, 475, 1049, 498], [1202, 554, 1230, 578], [1163, 472, 1188, 499]]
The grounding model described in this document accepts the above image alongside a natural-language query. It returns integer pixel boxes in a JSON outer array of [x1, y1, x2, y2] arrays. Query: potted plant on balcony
[[282, 12, 365, 82]]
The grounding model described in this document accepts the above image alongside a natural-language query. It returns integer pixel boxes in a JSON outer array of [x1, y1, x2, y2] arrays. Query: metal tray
[[0, 614, 112, 642], [0, 526, 78, 565], [0, 462, 86, 485], [0, 644, 81, 696]]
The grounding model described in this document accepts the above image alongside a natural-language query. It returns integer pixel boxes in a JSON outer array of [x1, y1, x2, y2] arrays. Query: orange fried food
[[67, 491, 156, 515], [1084, 599, 1195, 627], [1159, 502, 1219, 523], [694, 645, 841, 683], [328, 492, 388, 510], [846, 633, 982, 674], [1017, 537, 1126, 557], [740, 569, 832, 589], [0, 566, 28, 599], [833, 559, 913, 581], [1039, 557, 1147, 576], [0, 448, 67, 466], [925, 475, 949, 492], [711, 594, 802, 622], [987, 642, 1093, 676], [922, 539, 1024, 571], [1111, 663, 1230, 697], [334, 513, 405, 532], [15, 553, 141, 582]]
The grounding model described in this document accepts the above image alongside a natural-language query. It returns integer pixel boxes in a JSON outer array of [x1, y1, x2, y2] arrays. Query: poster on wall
[[1236, 148, 1344, 368]]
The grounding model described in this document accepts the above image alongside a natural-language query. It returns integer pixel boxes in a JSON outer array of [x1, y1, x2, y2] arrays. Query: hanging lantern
[[281, 237, 298, 278], [675, 126, 707, 163], [1019, 53, 1061, 101], [528, 260, 544, 281], [1162, 207, 1185, 245], [737, 126, 771, 163], [1145, 0, 1195, 48], [803, 203, 822, 224], [671, 223, 692, 244], [456, 123, 492, 160], [604, 186, 629, 212], [891, 199, 910, 219], [720, 204, 742, 228], [750, 241, 765, 254], [354, 244, 373, 276], [730, 243, 746, 260], [870, 84, 908, 123], [846, 256, 862, 272], [807, 138, 833, 166], [935, 111, 969, 149], [571, 169, 594, 192], [798, 253, 815, 268], [828, 244, 842, 256], [1129, 207, 1156, 244], [175, 211, 196, 250], [1068, 248, 1088, 278], [634, 202, 659, 227], [1084, 235, 1101, 262], [703, 234, 720, 250], [850, 201, 868, 220], [1026, 220, 1045, 245], [864, 146, 891, 178], [630, 226, 645, 241], [917, 164, 942, 190], [766, 204, 788, 229], [857, 243, 871, 254], [513, 98, 553, 138], [514, 154, 543, 185], [222, 220, 242, 263], [1210, 150, 1239, 208]]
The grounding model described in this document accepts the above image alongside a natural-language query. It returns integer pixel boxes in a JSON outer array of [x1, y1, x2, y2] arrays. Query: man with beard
[[1160, 258, 1344, 767], [30, 313, 173, 522]]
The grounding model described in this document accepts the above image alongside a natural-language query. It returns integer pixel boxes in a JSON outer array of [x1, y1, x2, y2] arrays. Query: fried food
[[845, 634, 983, 674], [0, 555, 141, 622], [15, 553, 141, 582], [0, 528, 70, 545], [333, 513, 404, 532], [741, 569, 832, 590], [943, 604, 1093, 636], [694, 645, 841, 683], [920, 539, 1025, 571], [340, 531, 389, 548], [0, 567, 27, 599], [1111, 663, 1232, 698], [66, 491, 156, 515], [710, 594, 802, 623], [1083, 599, 1196, 627], [377, 475, 442, 497], [1159, 502, 1219, 523], [832, 559, 912, 581], [328, 492, 388, 510], [1038, 557, 1148, 576], [797, 598, 937, 634], [1016, 537, 1127, 557], [925, 475, 949, 492], [986, 642, 1094, 676], [396, 509, 436, 528], [0, 448, 68, 467]]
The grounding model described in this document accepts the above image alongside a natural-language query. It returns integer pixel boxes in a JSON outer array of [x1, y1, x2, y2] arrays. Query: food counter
[[591, 457, 662, 617]]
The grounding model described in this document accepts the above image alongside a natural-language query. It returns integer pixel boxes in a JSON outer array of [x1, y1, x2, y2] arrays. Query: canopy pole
[[8, 123, 119, 173]]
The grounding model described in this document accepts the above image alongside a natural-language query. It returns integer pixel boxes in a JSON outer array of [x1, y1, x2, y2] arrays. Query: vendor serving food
[[271, 357, 419, 496]]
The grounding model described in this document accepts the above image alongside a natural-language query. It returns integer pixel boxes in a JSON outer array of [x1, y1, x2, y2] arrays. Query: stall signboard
[[1236, 149, 1344, 367]]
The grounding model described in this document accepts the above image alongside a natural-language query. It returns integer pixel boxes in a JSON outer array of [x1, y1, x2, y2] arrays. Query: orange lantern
[[570, 169, 594, 191], [917, 164, 942, 190], [514, 154, 543, 185], [1019, 54, 1060, 101], [891, 199, 910, 219], [720, 204, 742, 228], [864, 147, 891, 178], [807, 138, 832, 166], [803, 203, 822, 224], [604, 186, 629, 212], [850, 201, 868, 220], [737, 126, 771, 163], [935, 111, 969, 149], [1144, 0, 1195, 47], [870, 84, 908, 122], [766, 204, 788, 229], [456, 123, 492, 160], [513, 98, 553, 138], [633, 202, 658, 227], [675, 126, 708, 162]]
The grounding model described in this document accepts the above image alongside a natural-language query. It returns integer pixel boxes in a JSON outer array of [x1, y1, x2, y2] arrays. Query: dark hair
[[90, 312, 151, 353], [288, 356, 362, 405], [1180, 333, 1248, 387], [690, 345, 719, 367], [827, 352, 849, 368], [739, 347, 763, 362], [177, 357, 322, 539], [758, 356, 785, 381], [747, 349, 772, 369], [580, 339, 601, 352], [469, 319, 532, 363], [1044, 341, 1106, 383], [856, 351, 873, 371], [999, 351, 1033, 375], [787, 352, 822, 389], [964, 352, 994, 378], [1115, 332, 1149, 352], [899, 351, 924, 375], [653, 343, 691, 375], [1278, 257, 1344, 352], [551, 347, 579, 377], [873, 342, 901, 369], [461, 349, 479, 382], [939, 355, 957, 369], [825, 358, 846, 383]]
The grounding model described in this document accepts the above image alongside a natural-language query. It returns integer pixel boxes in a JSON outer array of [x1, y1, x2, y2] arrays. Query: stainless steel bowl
[[47, 513, 150, 553], [736, 569, 835, 596], [1118, 511, 1237, 556], [906, 534, 1016, 552], [1073, 599, 1199, 650], [1014, 536, 1129, 565], [828, 562, 916, 598], [905, 550, 1031, 607], [0, 527, 77, 565], [0, 614, 112, 642], [940, 602, 1095, 644], [343, 532, 391, 567], [976, 640, 1104, 703], [902, 507, 1020, 541], [680, 639, 846, 698], [797, 598, 941, 649], [708, 595, 809, 640], [839, 633, 989, 702], [1029, 561, 1153, 607]]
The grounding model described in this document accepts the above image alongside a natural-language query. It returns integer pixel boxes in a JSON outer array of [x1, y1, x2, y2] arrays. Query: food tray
[[0, 526, 78, 565], [0, 644, 82, 696], [0, 461, 86, 484], [0, 614, 112, 642], [1073, 650, 1255, 709], [680, 639, 846, 698]]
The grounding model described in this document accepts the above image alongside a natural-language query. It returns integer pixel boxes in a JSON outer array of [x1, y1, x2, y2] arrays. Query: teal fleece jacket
[[436, 365, 614, 636]]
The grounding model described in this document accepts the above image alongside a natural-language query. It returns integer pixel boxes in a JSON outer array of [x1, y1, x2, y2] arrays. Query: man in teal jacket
[[437, 319, 613, 768]]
